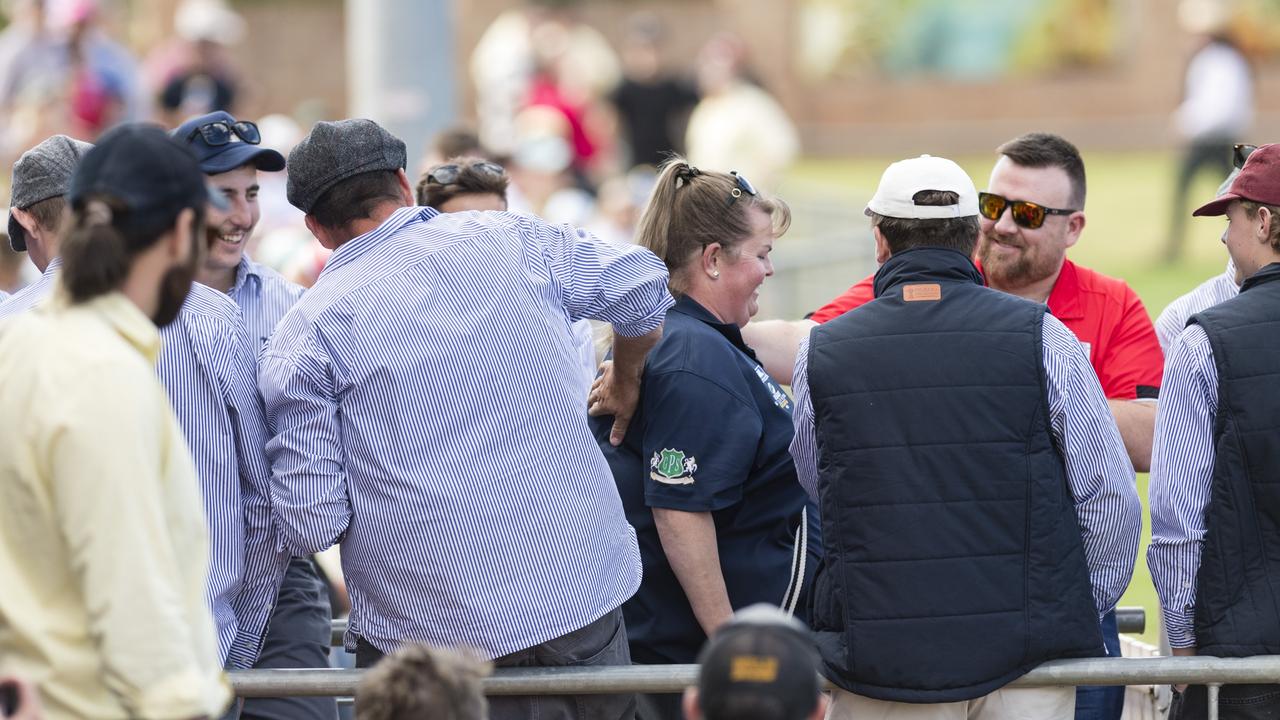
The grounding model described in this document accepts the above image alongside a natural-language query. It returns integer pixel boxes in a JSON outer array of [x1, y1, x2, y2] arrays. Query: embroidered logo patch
[[650, 449, 697, 485], [754, 365, 792, 410]]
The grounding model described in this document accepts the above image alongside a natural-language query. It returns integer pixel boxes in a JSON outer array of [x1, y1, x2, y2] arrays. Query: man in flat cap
[[262, 118, 674, 719], [1149, 142, 1280, 719], [3, 135, 90, 295]]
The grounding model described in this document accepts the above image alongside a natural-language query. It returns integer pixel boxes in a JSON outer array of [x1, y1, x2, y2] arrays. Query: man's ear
[[396, 168, 415, 207], [810, 693, 830, 720], [872, 225, 891, 264], [10, 206, 38, 239], [682, 687, 702, 720], [304, 213, 339, 251], [1256, 206, 1273, 246], [1064, 211, 1086, 249]]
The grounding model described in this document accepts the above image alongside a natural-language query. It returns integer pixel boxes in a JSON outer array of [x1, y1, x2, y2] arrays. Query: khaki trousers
[[826, 686, 1075, 720]]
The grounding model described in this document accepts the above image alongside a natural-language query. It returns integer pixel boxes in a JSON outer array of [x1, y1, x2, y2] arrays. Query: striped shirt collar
[[230, 254, 261, 297], [320, 205, 439, 278]]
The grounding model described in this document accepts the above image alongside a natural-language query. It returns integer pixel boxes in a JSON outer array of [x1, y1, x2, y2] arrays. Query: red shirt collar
[[1045, 259, 1083, 320], [951, 257, 1080, 318]]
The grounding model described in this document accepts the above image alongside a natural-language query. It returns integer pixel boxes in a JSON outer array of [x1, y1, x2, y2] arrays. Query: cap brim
[[205, 182, 230, 212], [7, 212, 25, 252], [200, 144, 286, 175], [1192, 193, 1240, 217]]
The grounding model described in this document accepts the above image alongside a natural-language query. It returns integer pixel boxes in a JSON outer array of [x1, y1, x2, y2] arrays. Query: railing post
[[1207, 683, 1220, 720]]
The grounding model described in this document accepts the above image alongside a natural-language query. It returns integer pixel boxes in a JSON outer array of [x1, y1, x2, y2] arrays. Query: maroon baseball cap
[[1194, 143, 1280, 217]]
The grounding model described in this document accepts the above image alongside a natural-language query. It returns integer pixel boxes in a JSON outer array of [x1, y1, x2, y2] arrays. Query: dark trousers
[[357, 607, 635, 720], [1074, 610, 1124, 720], [1172, 685, 1280, 720], [240, 557, 337, 720], [1167, 137, 1234, 263]]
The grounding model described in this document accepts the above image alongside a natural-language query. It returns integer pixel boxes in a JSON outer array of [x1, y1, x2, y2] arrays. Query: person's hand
[[1171, 646, 1197, 693], [588, 360, 640, 446], [0, 676, 45, 720]]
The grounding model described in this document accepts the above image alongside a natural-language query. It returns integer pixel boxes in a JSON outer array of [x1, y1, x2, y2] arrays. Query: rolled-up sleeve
[[535, 219, 673, 336], [260, 328, 350, 556], [223, 321, 288, 668]]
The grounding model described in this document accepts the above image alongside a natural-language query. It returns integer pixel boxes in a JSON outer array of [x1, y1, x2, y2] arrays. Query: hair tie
[[674, 164, 702, 188], [85, 200, 113, 227]]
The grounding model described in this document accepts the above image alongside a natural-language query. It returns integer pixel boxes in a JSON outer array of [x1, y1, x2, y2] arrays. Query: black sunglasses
[[427, 161, 505, 186], [188, 120, 261, 147], [727, 170, 757, 207], [977, 192, 1075, 230], [1233, 144, 1258, 170]]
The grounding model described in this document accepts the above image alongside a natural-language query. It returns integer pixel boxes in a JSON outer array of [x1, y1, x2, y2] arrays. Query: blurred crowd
[[0, 1, 804, 301]]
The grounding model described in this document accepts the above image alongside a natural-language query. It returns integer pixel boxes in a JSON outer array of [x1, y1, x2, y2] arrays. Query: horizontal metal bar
[[327, 607, 1147, 648], [229, 655, 1280, 698]]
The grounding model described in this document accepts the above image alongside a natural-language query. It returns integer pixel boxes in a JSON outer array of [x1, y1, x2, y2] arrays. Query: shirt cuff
[[610, 297, 673, 338], [1163, 607, 1198, 649]]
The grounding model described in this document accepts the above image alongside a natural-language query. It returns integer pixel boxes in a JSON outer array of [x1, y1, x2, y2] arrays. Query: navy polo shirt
[[592, 295, 821, 663]]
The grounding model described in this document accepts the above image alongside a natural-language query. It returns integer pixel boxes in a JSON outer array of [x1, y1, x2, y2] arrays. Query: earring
[[712, 271, 720, 278]]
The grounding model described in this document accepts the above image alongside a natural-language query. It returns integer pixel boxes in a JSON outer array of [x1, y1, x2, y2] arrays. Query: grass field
[[786, 150, 1232, 645]]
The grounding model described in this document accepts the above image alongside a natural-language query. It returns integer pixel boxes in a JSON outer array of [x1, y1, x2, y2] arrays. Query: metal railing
[[230, 656, 1280, 719], [324, 608, 1148, 646]]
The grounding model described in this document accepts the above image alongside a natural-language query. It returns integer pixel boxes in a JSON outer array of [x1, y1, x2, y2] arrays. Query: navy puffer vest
[[806, 247, 1102, 703], [1190, 262, 1280, 657]]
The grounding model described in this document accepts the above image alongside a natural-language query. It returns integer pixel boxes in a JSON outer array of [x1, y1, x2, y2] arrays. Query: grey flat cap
[[8, 134, 92, 251], [286, 119, 406, 214]]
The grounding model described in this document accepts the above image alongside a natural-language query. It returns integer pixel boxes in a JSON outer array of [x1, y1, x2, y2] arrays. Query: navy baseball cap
[[696, 605, 822, 720], [70, 124, 228, 233], [173, 111, 286, 175]]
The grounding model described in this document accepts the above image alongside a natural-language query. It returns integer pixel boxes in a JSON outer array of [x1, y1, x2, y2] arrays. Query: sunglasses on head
[[188, 120, 261, 147], [727, 170, 757, 206], [1233, 144, 1258, 170], [977, 192, 1075, 230], [427, 161, 505, 186]]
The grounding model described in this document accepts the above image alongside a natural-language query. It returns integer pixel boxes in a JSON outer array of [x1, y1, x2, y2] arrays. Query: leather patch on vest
[[903, 283, 942, 302]]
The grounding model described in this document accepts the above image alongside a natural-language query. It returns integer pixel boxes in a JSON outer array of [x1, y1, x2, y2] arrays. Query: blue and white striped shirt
[[1154, 261, 1239, 354], [228, 254, 305, 355], [790, 313, 1142, 618], [259, 206, 673, 658], [0, 266, 282, 668], [158, 286, 283, 668], [1147, 324, 1217, 648], [0, 257, 62, 316]]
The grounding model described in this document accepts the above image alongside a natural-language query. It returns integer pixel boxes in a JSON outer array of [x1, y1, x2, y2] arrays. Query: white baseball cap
[[865, 155, 979, 220]]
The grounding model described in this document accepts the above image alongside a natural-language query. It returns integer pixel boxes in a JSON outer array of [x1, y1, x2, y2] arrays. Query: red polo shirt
[[808, 259, 1163, 400]]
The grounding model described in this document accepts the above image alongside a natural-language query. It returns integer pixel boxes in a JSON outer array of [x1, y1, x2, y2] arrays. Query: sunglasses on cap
[[187, 120, 262, 147], [977, 192, 1075, 230], [427, 161, 505, 186], [727, 170, 757, 206], [1233, 144, 1257, 170]]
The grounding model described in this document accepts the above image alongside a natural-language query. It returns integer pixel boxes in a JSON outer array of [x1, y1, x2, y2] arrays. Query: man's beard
[[152, 231, 201, 328], [976, 229, 1060, 290]]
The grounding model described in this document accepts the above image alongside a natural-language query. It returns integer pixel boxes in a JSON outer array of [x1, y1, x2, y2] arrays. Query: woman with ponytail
[[0, 124, 234, 720], [589, 157, 821, 718]]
